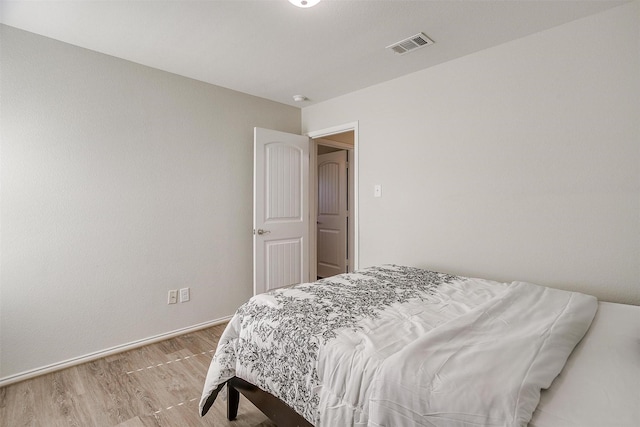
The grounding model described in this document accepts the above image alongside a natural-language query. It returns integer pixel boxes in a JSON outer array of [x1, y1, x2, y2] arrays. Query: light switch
[[374, 185, 382, 198]]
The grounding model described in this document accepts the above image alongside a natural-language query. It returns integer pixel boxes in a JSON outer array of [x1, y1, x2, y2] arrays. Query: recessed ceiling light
[[288, 0, 321, 8], [292, 95, 308, 102]]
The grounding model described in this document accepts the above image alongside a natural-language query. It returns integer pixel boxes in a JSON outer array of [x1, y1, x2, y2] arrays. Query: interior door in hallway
[[254, 127, 310, 295], [317, 150, 348, 278]]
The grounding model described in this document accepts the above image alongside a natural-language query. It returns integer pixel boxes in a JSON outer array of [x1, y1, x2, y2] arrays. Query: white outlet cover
[[180, 287, 190, 303], [168, 290, 178, 304]]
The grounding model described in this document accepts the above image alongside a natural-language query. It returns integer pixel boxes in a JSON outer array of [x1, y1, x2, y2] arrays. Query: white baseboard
[[0, 316, 232, 388]]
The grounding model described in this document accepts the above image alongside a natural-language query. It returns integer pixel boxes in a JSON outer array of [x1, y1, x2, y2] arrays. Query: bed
[[199, 265, 639, 426]]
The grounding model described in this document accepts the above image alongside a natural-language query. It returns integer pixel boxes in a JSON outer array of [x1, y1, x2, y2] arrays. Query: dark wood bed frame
[[227, 376, 314, 427]]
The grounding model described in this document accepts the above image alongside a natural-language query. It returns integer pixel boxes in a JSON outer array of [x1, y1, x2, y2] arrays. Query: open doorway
[[310, 131, 355, 280], [252, 124, 357, 294]]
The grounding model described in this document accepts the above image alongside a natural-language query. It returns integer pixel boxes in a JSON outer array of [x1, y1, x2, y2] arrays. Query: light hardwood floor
[[0, 323, 277, 427]]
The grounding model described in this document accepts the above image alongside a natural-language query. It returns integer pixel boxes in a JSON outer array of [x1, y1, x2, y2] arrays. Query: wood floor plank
[[115, 416, 147, 427], [1, 324, 277, 427], [1, 379, 39, 427]]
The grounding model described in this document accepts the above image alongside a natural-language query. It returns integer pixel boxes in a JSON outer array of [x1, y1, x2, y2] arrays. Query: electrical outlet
[[179, 287, 190, 303], [168, 290, 178, 304]]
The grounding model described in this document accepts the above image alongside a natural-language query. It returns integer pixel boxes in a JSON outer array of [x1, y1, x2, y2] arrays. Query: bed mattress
[[530, 301, 640, 427], [200, 265, 599, 426]]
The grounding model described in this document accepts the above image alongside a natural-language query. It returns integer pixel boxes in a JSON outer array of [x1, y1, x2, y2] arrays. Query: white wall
[[303, 2, 640, 305], [0, 25, 300, 380]]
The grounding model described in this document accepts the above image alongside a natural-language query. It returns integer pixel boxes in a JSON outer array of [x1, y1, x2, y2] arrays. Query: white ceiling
[[0, 0, 628, 107]]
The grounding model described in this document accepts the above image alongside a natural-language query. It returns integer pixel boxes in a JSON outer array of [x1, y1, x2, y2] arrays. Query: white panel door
[[317, 150, 348, 278], [254, 127, 309, 295]]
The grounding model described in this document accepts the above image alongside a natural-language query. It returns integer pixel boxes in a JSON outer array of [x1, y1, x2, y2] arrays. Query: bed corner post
[[227, 381, 240, 421]]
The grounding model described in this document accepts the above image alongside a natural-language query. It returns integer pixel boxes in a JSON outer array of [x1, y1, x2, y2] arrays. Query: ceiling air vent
[[386, 32, 434, 55]]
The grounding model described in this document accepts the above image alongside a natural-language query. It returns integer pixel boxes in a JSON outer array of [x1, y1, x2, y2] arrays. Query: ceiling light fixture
[[288, 0, 321, 8], [292, 95, 308, 102]]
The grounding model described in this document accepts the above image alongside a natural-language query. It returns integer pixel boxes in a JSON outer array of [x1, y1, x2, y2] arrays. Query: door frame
[[307, 122, 359, 280]]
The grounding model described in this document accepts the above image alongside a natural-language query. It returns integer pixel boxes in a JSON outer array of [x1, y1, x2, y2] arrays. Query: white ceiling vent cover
[[386, 32, 434, 55]]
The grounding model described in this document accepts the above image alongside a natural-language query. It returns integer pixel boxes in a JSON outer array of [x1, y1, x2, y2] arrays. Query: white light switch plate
[[374, 184, 382, 197]]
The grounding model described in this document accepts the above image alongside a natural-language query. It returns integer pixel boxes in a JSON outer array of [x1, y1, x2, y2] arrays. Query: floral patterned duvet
[[199, 265, 596, 427]]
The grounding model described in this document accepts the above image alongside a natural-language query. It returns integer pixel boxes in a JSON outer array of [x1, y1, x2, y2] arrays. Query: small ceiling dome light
[[288, 0, 321, 8], [293, 95, 308, 102]]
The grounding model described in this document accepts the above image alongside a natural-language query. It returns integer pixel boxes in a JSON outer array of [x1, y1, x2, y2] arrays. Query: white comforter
[[199, 265, 597, 427]]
